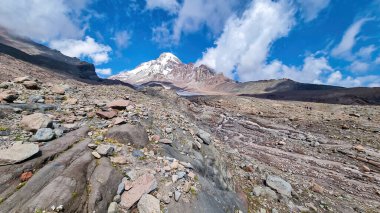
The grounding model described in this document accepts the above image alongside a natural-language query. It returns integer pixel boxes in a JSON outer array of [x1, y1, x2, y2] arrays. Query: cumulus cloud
[[96, 68, 112, 76], [348, 61, 370, 72], [197, 0, 295, 81], [0, 0, 91, 42], [171, 0, 239, 42], [113, 30, 132, 49], [297, 0, 330, 22], [50, 36, 112, 65], [356, 45, 376, 59], [331, 18, 369, 59], [145, 0, 180, 14], [326, 71, 380, 87]]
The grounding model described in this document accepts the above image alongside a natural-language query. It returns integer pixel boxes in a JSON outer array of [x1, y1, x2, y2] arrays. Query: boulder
[[120, 174, 158, 209], [107, 99, 130, 109], [107, 202, 117, 213], [137, 194, 160, 213], [197, 129, 212, 145], [30, 128, 55, 142], [106, 123, 149, 148], [22, 81, 39, 90], [266, 175, 292, 197], [20, 113, 52, 132], [0, 90, 19, 103], [0, 143, 39, 165]]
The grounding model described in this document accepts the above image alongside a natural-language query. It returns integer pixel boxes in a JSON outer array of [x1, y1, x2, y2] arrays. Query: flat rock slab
[[0, 143, 39, 165], [107, 99, 130, 109], [96, 110, 117, 119], [106, 123, 149, 148], [120, 174, 158, 209], [20, 113, 52, 132]]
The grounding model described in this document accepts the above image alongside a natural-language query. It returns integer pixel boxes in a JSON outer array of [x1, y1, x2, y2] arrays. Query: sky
[[0, 0, 380, 87]]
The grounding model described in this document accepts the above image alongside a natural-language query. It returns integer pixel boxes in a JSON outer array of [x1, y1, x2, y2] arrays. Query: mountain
[[110, 53, 234, 94], [0, 29, 98, 82]]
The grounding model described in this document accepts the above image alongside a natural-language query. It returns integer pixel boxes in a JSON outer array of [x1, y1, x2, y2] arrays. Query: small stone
[[91, 151, 101, 159], [56, 205, 64, 212], [137, 194, 160, 213], [96, 110, 117, 119], [349, 113, 360, 118], [361, 165, 371, 172], [107, 202, 117, 213], [165, 127, 173, 134], [172, 175, 179, 183], [188, 172, 195, 179], [113, 195, 121, 203], [113, 117, 126, 125], [341, 124, 350, 130], [132, 149, 144, 158], [170, 161, 179, 170], [96, 145, 114, 156], [177, 171, 186, 179], [278, 141, 286, 145], [151, 135, 160, 142], [354, 145, 365, 152], [174, 191, 181, 201], [120, 174, 158, 209], [311, 183, 324, 194], [88, 143, 98, 149], [20, 171, 33, 182], [65, 98, 78, 105], [184, 181, 191, 193], [117, 182, 125, 195], [159, 139, 173, 145], [124, 180, 133, 191]]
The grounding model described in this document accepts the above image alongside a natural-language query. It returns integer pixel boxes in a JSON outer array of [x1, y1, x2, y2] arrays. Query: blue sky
[[0, 0, 379, 87]]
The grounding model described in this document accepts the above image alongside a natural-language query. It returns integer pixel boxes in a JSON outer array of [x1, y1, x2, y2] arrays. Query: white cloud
[[197, 0, 295, 81], [297, 0, 330, 22], [331, 18, 369, 59], [326, 71, 380, 87], [356, 45, 376, 59], [152, 23, 172, 48], [50, 36, 112, 65], [113, 30, 131, 49], [96, 68, 112, 76], [375, 56, 380, 64], [0, 0, 91, 42], [171, 0, 239, 43], [348, 61, 370, 72], [146, 0, 180, 14]]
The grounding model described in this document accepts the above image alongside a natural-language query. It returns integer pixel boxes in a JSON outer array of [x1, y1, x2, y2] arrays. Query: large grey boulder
[[0, 143, 39, 165], [266, 175, 292, 197], [106, 123, 149, 148]]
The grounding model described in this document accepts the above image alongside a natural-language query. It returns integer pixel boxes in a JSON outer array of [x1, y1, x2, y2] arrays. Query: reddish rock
[[311, 183, 324, 194], [0, 90, 18, 103], [120, 174, 157, 209], [151, 135, 160, 142], [22, 81, 39, 90], [20, 171, 33, 182], [107, 99, 130, 109], [96, 110, 117, 119], [354, 145, 365, 152], [124, 180, 133, 191]]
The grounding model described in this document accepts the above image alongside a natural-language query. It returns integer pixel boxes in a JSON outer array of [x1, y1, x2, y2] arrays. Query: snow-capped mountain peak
[[157, 52, 181, 65]]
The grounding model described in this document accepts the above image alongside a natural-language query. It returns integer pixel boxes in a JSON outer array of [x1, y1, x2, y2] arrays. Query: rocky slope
[[0, 29, 99, 82]]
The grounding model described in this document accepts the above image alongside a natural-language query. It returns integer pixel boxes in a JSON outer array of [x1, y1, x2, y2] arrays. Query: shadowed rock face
[[0, 30, 99, 81]]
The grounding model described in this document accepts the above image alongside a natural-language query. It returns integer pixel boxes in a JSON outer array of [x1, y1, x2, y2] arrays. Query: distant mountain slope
[[0, 29, 99, 81]]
